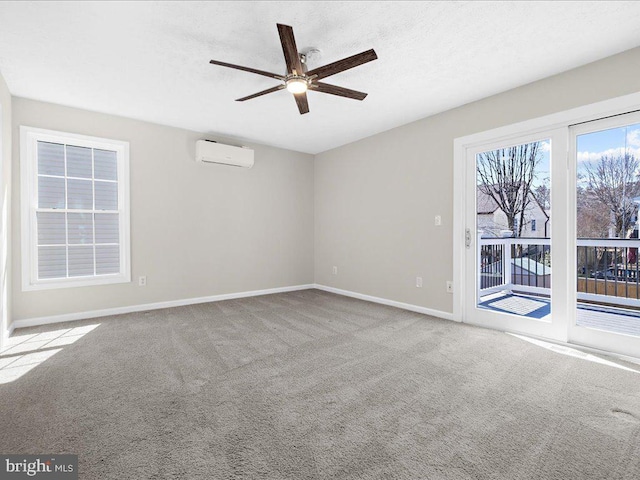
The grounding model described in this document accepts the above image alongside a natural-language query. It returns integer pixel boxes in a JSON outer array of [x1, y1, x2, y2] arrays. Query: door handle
[[465, 228, 472, 249]]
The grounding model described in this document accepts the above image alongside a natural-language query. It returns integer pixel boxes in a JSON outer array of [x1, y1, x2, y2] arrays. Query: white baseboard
[[11, 284, 315, 331], [10, 283, 455, 332], [313, 284, 455, 322]]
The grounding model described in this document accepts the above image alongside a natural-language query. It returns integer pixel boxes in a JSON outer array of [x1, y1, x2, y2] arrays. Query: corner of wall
[[312, 151, 318, 285]]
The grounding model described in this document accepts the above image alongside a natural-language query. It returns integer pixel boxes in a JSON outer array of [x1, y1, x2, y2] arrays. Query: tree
[[583, 153, 640, 238], [576, 184, 610, 238], [533, 183, 550, 210], [576, 184, 611, 272], [476, 142, 542, 237]]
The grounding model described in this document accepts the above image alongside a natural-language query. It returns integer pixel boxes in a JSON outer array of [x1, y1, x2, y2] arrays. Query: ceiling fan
[[209, 23, 377, 115]]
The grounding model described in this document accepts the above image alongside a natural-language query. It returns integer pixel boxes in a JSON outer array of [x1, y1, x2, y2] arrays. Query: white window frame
[[20, 126, 131, 291]]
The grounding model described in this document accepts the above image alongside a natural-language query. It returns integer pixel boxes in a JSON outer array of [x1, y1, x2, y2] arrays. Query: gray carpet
[[1, 289, 639, 479]]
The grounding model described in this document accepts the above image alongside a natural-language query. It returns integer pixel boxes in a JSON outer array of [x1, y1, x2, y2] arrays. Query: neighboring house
[[480, 257, 551, 290], [477, 189, 549, 238], [512, 257, 552, 288]]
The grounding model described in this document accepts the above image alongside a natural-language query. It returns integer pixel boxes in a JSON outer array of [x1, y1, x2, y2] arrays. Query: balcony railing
[[478, 234, 640, 309]]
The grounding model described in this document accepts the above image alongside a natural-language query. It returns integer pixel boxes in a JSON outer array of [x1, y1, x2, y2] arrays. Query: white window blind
[[21, 127, 130, 290]]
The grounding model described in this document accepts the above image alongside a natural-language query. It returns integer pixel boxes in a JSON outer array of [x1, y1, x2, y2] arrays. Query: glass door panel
[[476, 140, 551, 317], [571, 113, 640, 357], [465, 129, 567, 341]]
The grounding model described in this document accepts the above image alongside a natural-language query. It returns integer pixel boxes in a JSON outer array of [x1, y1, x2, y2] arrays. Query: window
[[21, 127, 130, 290], [531, 219, 536, 231]]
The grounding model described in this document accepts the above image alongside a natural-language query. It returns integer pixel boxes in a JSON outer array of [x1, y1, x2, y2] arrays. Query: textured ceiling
[[1, 1, 640, 154]]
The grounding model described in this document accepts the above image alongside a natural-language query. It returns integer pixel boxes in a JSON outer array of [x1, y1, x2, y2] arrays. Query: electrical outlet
[[446, 281, 453, 294], [435, 215, 442, 226], [138, 276, 147, 287], [416, 276, 423, 288], [332, 266, 338, 275]]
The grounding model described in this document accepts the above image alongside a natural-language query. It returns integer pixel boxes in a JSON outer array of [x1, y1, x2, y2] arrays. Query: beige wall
[[12, 99, 314, 320], [314, 47, 640, 315], [0, 71, 11, 345], [8, 46, 640, 323]]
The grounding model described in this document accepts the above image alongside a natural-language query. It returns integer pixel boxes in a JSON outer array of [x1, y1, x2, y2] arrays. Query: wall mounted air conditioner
[[195, 140, 254, 168]]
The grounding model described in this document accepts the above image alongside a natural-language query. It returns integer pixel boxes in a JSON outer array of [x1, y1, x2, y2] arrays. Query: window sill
[[22, 274, 131, 292]]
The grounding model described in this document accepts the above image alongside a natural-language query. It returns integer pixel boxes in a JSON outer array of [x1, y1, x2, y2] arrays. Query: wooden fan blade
[[236, 85, 285, 102], [277, 24, 303, 75], [209, 59, 284, 80], [311, 82, 368, 100], [306, 49, 377, 80], [294, 92, 309, 115]]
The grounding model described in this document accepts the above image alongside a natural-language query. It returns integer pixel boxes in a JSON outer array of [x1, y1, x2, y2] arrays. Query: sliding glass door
[[570, 112, 640, 357], [464, 129, 569, 342], [462, 113, 640, 358]]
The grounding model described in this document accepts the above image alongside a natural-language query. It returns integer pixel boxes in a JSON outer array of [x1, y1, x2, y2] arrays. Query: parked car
[[590, 269, 618, 280], [590, 266, 639, 281]]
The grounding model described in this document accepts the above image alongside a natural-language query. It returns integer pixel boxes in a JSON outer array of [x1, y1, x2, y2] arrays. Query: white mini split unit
[[195, 140, 254, 168]]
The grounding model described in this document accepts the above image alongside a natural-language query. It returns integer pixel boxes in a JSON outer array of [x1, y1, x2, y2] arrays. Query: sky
[[535, 140, 550, 189], [576, 122, 640, 173], [476, 122, 640, 190], [475, 140, 550, 189]]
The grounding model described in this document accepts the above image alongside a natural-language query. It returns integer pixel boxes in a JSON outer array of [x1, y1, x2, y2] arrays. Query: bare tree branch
[[584, 153, 640, 238], [477, 142, 541, 237]]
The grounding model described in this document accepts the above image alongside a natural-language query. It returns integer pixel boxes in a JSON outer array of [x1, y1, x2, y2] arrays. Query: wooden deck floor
[[478, 293, 640, 337], [576, 305, 640, 337]]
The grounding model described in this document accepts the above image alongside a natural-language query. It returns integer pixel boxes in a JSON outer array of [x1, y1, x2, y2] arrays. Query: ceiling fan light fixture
[[286, 77, 308, 94], [209, 23, 377, 114]]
